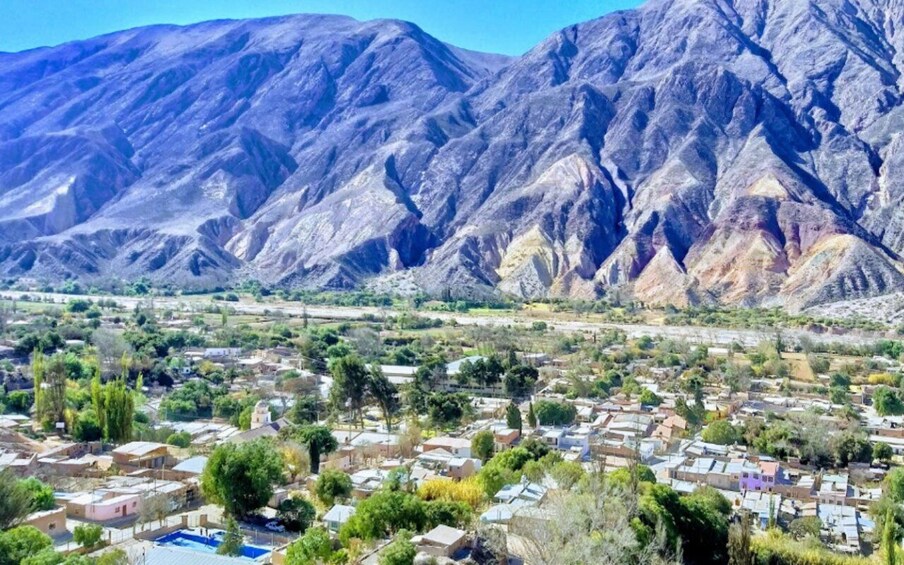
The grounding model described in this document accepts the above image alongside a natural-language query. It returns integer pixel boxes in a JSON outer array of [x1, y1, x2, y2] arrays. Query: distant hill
[[2, 1, 904, 310]]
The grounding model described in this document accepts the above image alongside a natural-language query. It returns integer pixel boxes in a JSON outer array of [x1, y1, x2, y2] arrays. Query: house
[[23, 507, 66, 536], [416, 524, 468, 558], [228, 418, 290, 444], [170, 456, 208, 479], [250, 400, 271, 428], [112, 442, 171, 470], [59, 491, 142, 521], [448, 457, 478, 480], [203, 348, 242, 359], [493, 478, 547, 505], [323, 504, 355, 533], [493, 428, 520, 452], [423, 436, 472, 458]]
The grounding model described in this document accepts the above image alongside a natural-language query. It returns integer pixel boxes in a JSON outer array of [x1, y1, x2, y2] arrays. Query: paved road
[[1, 290, 890, 348]]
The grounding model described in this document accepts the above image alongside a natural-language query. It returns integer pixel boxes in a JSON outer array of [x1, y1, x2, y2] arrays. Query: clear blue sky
[[0, 0, 641, 56]]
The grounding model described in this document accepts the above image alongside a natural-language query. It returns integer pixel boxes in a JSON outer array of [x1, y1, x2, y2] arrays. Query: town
[[0, 286, 903, 565]]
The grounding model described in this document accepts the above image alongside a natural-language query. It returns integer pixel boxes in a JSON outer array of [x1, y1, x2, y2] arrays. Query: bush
[[417, 478, 485, 508], [277, 497, 316, 533], [166, 431, 192, 448], [314, 468, 353, 507], [379, 535, 416, 565], [73, 523, 103, 548]]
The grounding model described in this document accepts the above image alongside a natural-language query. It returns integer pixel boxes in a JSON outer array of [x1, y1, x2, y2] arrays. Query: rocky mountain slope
[[2, 0, 904, 309]]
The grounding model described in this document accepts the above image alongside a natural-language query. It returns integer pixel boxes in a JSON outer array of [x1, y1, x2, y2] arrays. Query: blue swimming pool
[[155, 530, 270, 559]]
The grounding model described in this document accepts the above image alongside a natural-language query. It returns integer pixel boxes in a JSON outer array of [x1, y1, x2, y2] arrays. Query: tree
[[527, 402, 537, 428], [787, 516, 821, 540], [533, 400, 577, 426], [639, 388, 663, 406], [876, 442, 895, 464], [201, 439, 285, 518], [217, 517, 243, 556], [887, 468, 904, 503], [20, 478, 55, 512], [289, 395, 322, 425], [504, 365, 538, 398], [727, 512, 753, 565], [73, 409, 103, 442], [702, 420, 738, 445], [426, 392, 471, 428], [368, 366, 400, 432], [505, 404, 522, 434], [278, 497, 316, 533], [314, 468, 353, 506], [296, 425, 339, 475], [0, 470, 33, 530], [39, 355, 68, 430], [0, 526, 53, 565], [73, 524, 103, 549], [379, 535, 416, 565], [886, 508, 898, 565], [876, 386, 904, 416], [472, 430, 496, 462], [329, 355, 369, 427], [103, 378, 134, 443], [286, 526, 334, 565]]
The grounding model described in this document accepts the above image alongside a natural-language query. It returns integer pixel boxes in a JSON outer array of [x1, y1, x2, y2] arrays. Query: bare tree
[[92, 329, 134, 377], [510, 475, 679, 565]]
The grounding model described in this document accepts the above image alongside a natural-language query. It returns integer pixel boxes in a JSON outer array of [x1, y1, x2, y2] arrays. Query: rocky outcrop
[[2, 2, 904, 309]]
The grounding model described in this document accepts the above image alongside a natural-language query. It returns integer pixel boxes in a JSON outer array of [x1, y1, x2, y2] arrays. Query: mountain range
[[3, 0, 904, 310]]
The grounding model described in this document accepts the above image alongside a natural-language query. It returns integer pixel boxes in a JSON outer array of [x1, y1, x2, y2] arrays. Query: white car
[[265, 521, 285, 533]]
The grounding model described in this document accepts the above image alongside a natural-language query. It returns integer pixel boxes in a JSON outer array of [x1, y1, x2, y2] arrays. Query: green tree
[[20, 478, 55, 512], [702, 420, 739, 445], [887, 468, 904, 503], [73, 409, 103, 442], [787, 516, 821, 540], [289, 395, 322, 425], [526, 402, 537, 428], [472, 430, 495, 462], [533, 400, 577, 426], [72, 523, 103, 549], [379, 535, 416, 565], [875, 387, 904, 416], [103, 378, 134, 443], [278, 497, 317, 533], [369, 366, 400, 432], [314, 468, 353, 506], [286, 526, 334, 565], [504, 365, 538, 398], [40, 355, 68, 431], [875, 442, 895, 464], [638, 387, 663, 406], [217, 517, 243, 556], [886, 508, 898, 565], [0, 526, 52, 565], [0, 470, 33, 529], [201, 439, 285, 518], [297, 425, 339, 474], [329, 355, 369, 427], [505, 404, 522, 434]]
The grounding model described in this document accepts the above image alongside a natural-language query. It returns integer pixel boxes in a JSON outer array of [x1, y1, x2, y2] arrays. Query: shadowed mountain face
[[2, 1, 904, 309]]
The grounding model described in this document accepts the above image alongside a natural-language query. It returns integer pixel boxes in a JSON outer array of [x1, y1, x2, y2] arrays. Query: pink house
[[61, 491, 141, 522], [739, 461, 780, 493]]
